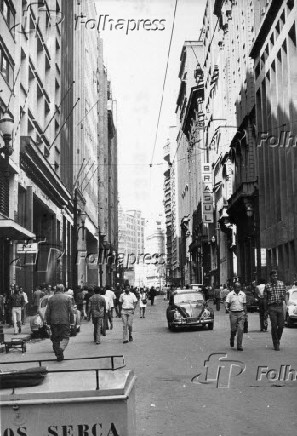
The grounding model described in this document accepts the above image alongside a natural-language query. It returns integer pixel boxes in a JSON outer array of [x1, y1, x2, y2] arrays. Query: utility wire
[[43, 80, 75, 135], [7, 65, 21, 109], [49, 97, 80, 150], [149, 0, 179, 167]]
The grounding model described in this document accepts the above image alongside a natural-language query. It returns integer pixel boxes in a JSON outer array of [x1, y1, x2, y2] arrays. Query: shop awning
[[0, 219, 36, 240]]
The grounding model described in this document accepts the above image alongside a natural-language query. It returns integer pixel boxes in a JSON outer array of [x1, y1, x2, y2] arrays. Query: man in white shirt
[[105, 288, 116, 329], [19, 287, 28, 325], [226, 282, 247, 351], [119, 284, 138, 343]]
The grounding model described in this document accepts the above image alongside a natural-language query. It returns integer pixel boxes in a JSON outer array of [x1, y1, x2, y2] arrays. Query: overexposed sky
[[94, 0, 206, 220]]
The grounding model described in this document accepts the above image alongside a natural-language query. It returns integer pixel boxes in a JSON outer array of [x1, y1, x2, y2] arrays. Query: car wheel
[[286, 315, 293, 328], [72, 324, 78, 336], [208, 322, 214, 330], [77, 325, 81, 333], [167, 321, 172, 330]]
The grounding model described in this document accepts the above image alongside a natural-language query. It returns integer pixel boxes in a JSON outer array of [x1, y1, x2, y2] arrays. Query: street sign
[[16, 243, 38, 254]]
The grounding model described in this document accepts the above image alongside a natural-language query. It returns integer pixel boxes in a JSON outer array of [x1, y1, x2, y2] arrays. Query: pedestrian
[[264, 270, 286, 351], [75, 287, 85, 317], [150, 286, 157, 305], [225, 282, 247, 351], [254, 278, 268, 332], [88, 286, 106, 344], [44, 283, 74, 361], [139, 288, 148, 318], [10, 286, 25, 335], [101, 287, 112, 330], [84, 286, 94, 316], [32, 285, 45, 314], [214, 286, 221, 311], [119, 284, 138, 343], [19, 287, 28, 325], [114, 286, 123, 318], [105, 287, 116, 329]]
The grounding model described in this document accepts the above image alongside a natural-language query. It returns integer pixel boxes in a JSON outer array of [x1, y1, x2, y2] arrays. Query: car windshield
[[174, 292, 204, 305]]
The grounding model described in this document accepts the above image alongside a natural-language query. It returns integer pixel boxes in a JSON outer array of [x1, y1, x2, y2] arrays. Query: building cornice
[[250, 0, 282, 58]]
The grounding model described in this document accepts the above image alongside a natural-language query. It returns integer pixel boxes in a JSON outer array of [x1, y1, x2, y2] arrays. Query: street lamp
[[0, 110, 14, 156]]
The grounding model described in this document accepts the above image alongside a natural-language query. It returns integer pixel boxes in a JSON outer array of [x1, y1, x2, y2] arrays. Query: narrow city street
[[2, 296, 296, 436]]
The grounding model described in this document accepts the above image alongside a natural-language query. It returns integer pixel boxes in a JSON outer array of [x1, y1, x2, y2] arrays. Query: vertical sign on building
[[202, 163, 214, 223]]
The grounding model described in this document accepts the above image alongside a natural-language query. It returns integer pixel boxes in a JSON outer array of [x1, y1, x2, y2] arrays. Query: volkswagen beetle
[[166, 289, 214, 330]]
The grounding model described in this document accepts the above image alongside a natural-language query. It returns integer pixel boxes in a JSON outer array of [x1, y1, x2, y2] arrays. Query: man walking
[[10, 286, 25, 335], [45, 284, 74, 361], [88, 286, 106, 344], [226, 282, 247, 351], [119, 284, 137, 343], [32, 285, 44, 314], [19, 287, 28, 325], [264, 270, 286, 350], [254, 278, 268, 331]]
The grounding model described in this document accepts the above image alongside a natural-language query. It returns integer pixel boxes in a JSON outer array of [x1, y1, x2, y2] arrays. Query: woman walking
[[139, 288, 147, 318]]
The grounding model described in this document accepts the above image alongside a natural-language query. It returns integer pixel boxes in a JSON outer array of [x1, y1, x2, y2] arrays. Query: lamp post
[[0, 110, 14, 157], [0, 110, 14, 306]]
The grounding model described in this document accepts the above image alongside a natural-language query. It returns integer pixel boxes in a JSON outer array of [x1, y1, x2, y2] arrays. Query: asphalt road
[[2, 297, 297, 436]]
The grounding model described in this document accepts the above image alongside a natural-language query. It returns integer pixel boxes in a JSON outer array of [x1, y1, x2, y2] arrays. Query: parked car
[[166, 288, 214, 331], [30, 295, 81, 338], [245, 289, 259, 312], [285, 286, 297, 327]]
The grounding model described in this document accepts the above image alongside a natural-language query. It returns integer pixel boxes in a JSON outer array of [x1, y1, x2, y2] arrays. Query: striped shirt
[[264, 281, 286, 305]]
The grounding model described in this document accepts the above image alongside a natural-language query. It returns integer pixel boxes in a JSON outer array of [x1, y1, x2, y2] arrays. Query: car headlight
[[174, 311, 182, 319]]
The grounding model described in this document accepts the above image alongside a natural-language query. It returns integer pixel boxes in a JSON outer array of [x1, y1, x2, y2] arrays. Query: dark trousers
[[93, 317, 103, 343], [114, 300, 121, 317], [215, 298, 220, 311], [259, 299, 268, 331], [50, 324, 70, 358], [150, 296, 155, 306], [268, 305, 284, 346]]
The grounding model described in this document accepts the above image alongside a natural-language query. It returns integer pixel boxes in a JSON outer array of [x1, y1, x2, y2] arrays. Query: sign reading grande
[[202, 163, 214, 223]]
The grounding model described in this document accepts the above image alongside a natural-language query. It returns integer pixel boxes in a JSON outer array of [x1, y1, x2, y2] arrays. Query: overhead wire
[[149, 0, 179, 168]]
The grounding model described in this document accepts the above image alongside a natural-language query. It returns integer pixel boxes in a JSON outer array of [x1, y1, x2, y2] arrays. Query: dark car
[[166, 289, 214, 330], [245, 289, 259, 312]]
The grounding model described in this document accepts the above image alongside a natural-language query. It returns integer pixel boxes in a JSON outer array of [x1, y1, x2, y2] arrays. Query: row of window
[[0, 0, 15, 30], [0, 44, 13, 88]]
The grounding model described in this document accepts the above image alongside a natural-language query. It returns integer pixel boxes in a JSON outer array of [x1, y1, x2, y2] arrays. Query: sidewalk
[[0, 320, 32, 352]]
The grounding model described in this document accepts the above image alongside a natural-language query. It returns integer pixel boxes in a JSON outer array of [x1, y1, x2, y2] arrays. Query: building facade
[[0, 1, 118, 308], [250, 0, 297, 284]]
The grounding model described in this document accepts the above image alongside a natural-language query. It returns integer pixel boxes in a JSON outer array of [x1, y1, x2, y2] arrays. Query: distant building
[[145, 220, 166, 288], [118, 206, 145, 286]]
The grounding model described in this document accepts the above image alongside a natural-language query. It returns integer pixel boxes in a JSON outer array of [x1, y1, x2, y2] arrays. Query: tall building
[[118, 206, 145, 286], [0, 1, 118, 306], [163, 126, 181, 286], [145, 219, 166, 288], [175, 40, 205, 286], [250, 0, 297, 283]]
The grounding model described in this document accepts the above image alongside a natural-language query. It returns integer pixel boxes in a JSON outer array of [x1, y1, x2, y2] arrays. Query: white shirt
[[21, 292, 28, 304], [105, 289, 116, 308], [119, 292, 137, 309], [256, 284, 265, 297], [103, 295, 112, 311], [226, 290, 246, 311]]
